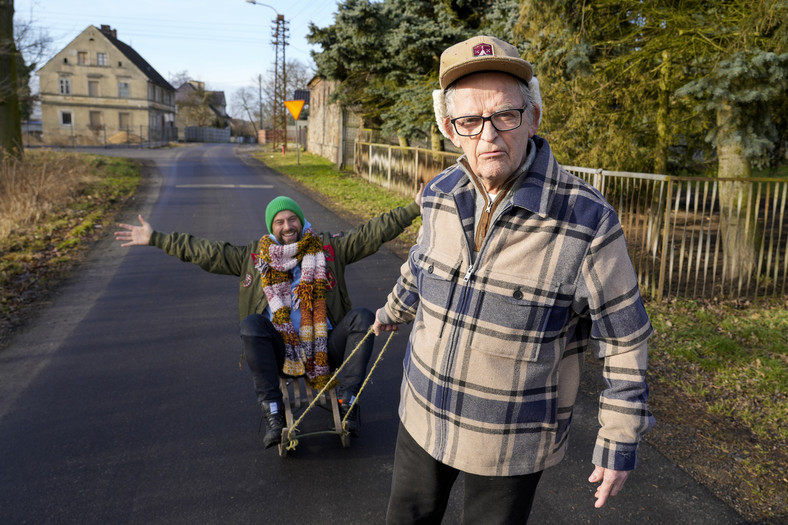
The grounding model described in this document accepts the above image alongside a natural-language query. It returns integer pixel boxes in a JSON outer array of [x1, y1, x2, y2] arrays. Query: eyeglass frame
[[449, 107, 527, 137]]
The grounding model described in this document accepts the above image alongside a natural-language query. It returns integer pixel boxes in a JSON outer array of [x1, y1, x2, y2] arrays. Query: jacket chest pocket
[[467, 274, 559, 363], [414, 250, 462, 330]]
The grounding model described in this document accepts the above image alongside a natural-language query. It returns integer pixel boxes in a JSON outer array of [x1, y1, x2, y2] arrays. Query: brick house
[[37, 25, 175, 145]]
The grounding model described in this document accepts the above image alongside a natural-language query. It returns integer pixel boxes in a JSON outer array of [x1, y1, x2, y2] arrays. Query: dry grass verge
[[0, 150, 141, 346]]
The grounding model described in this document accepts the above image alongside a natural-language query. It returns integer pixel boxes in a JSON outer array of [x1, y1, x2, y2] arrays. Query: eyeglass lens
[[452, 109, 523, 136]]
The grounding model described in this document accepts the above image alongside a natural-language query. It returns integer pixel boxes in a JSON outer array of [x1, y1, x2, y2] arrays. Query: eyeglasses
[[450, 108, 526, 137]]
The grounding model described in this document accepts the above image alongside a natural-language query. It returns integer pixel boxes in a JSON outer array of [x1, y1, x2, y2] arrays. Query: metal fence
[[355, 141, 787, 300], [356, 141, 460, 194], [566, 167, 787, 300]]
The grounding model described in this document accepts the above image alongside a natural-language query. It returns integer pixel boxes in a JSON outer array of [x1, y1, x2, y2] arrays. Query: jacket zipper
[[435, 194, 479, 457], [436, 199, 511, 457]]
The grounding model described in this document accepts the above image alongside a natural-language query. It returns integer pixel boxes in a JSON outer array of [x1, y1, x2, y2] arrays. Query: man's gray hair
[[433, 76, 542, 139]]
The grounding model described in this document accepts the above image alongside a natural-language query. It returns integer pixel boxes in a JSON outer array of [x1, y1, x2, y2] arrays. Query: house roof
[[97, 25, 174, 91], [175, 81, 230, 119]]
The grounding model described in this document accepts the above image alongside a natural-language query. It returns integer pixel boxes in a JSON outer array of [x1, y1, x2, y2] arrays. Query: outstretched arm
[[114, 215, 153, 247]]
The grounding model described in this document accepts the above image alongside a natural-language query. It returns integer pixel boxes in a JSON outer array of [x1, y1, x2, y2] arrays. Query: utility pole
[[271, 14, 288, 151], [257, 74, 264, 135], [246, 1, 287, 150]]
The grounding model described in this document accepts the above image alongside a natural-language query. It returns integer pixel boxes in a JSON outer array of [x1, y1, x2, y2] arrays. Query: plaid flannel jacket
[[381, 136, 655, 476]]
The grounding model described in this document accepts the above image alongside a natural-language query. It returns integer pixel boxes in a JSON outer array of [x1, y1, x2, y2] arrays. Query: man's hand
[[372, 308, 399, 336], [115, 215, 153, 247], [415, 182, 424, 209], [588, 466, 630, 508]]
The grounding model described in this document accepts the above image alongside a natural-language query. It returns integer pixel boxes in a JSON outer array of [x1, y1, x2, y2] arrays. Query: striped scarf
[[253, 229, 331, 389]]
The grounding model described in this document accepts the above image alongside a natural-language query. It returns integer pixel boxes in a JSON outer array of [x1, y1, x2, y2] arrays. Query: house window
[[59, 78, 71, 94], [89, 111, 103, 130], [77, 51, 88, 65], [97, 52, 107, 66], [60, 111, 72, 126], [88, 80, 99, 97], [119, 112, 130, 130], [118, 82, 130, 98]]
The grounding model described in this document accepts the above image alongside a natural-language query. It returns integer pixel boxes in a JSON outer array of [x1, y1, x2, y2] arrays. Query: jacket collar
[[433, 135, 557, 219]]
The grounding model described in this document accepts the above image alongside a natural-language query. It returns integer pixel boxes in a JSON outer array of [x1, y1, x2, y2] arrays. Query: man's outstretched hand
[[415, 182, 425, 209], [115, 215, 153, 247]]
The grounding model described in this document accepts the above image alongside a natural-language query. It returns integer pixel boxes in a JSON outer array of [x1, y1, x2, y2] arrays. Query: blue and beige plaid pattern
[[381, 136, 655, 476]]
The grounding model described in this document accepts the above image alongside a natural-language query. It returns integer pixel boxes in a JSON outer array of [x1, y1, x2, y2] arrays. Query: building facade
[[307, 77, 360, 168], [37, 25, 175, 146]]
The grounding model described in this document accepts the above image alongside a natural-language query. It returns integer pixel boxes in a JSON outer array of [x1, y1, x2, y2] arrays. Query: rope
[[285, 327, 397, 448]]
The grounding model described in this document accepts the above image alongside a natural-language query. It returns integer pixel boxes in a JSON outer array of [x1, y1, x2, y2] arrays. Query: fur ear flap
[[529, 77, 542, 128], [433, 89, 450, 139]]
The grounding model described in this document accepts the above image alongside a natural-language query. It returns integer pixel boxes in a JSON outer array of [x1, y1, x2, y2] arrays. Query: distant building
[[37, 25, 176, 146], [174, 80, 231, 131]]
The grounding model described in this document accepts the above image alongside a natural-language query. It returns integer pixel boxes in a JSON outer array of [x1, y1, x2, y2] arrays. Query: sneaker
[[261, 400, 286, 449], [338, 394, 360, 437]]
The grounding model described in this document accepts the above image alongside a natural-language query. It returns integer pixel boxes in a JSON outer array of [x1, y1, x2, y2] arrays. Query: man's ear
[[528, 104, 542, 137], [445, 117, 462, 148]]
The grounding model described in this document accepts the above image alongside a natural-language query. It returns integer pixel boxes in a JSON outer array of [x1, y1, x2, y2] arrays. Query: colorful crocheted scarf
[[253, 229, 331, 389]]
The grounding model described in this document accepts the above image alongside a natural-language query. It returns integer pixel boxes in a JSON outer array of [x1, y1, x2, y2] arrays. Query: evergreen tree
[[307, 0, 520, 149]]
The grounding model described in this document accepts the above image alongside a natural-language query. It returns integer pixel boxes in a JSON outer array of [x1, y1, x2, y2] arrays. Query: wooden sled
[[277, 376, 351, 457]]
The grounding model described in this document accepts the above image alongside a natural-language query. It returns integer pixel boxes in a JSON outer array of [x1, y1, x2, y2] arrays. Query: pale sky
[[14, 0, 338, 113]]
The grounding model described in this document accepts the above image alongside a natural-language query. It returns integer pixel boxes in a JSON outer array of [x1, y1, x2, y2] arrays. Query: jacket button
[[513, 290, 523, 300], [428, 265, 434, 273]]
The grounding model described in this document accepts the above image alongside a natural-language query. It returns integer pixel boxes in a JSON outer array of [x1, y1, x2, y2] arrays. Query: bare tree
[[13, 15, 50, 121], [168, 70, 190, 89], [231, 85, 260, 135], [0, 0, 22, 158]]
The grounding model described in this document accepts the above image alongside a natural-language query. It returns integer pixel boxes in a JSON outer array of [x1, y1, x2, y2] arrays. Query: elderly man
[[116, 194, 421, 450], [374, 35, 655, 523]]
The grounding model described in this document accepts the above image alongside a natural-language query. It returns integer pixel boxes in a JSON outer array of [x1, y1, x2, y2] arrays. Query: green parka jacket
[[149, 202, 420, 325]]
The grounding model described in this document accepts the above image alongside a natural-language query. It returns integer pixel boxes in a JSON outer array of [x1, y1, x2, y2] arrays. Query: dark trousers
[[239, 308, 376, 404], [386, 423, 543, 525]]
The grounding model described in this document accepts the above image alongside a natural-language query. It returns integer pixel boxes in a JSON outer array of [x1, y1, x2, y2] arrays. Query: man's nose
[[478, 119, 499, 141]]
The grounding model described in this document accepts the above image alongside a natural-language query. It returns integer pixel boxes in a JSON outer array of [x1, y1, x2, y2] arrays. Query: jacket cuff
[[404, 201, 420, 218], [149, 230, 165, 247], [377, 306, 397, 325], [592, 436, 639, 471]]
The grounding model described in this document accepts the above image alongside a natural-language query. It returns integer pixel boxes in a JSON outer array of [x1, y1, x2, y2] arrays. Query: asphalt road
[[0, 144, 748, 524]]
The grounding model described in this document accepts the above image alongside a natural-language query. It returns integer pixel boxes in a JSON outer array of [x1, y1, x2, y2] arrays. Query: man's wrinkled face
[[271, 210, 302, 245], [445, 72, 537, 194]]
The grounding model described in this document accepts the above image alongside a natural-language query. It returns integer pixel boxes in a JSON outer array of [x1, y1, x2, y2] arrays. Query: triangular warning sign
[[284, 100, 305, 120]]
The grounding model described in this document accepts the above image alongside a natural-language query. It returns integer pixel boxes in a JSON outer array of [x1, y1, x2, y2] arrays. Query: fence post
[[387, 145, 392, 189], [657, 178, 673, 301], [414, 148, 419, 191]]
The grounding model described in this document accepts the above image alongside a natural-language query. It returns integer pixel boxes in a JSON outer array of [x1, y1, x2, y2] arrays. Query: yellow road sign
[[284, 100, 305, 120]]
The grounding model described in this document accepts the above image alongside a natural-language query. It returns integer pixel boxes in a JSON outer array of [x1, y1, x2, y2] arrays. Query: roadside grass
[[253, 144, 787, 523], [0, 150, 141, 344], [648, 297, 787, 443]]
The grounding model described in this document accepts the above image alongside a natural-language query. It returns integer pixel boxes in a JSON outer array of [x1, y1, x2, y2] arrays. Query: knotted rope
[[285, 327, 396, 450]]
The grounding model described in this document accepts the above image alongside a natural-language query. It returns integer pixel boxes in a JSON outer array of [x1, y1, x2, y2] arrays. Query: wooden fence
[[355, 141, 788, 300]]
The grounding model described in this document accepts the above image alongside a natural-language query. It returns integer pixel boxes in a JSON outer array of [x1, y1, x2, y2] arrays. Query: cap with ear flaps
[[439, 35, 533, 90]]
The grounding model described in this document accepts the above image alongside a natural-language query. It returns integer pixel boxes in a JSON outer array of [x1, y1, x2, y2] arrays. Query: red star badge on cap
[[473, 43, 493, 56]]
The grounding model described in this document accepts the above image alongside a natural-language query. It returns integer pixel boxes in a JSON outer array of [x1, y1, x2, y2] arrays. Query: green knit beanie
[[265, 196, 305, 233]]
